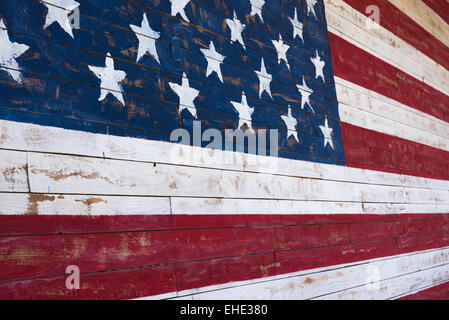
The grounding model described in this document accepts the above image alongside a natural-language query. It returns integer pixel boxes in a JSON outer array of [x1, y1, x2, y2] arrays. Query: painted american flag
[[0, 0, 448, 300]]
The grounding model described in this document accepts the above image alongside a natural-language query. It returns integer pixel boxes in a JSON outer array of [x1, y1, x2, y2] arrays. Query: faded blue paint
[[0, 0, 345, 165]]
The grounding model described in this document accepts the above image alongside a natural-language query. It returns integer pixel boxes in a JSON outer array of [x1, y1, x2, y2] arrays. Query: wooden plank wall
[[0, 0, 449, 299]]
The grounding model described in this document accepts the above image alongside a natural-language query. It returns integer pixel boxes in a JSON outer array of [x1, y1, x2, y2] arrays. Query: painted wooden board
[[0, 193, 171, 216], [341, 0, 449, 71], [325, 0, 449, 97], [3, 120, 449, 192], [0, 149, 29, 192], [23, 151, 449, 204], [0, 0, 448, 300], [335, 77, 449, 142], [169, 246, 449, 300], [386, 0, 449, 48]]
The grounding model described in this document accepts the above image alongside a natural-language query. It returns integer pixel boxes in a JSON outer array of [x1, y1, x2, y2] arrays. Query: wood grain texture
[[421, 0, 449, 25], [326, 0, 449, 97], [1, 0, 449, 300], [386, 0, 449, 48], [20, 150, 449, 204], [173, 246, 449, 300], [3, 119, 449, 190], [336, 77, 449, 151], [398, 279, 449, 300], [341, 0, 449, 71], [1, 214, 449, 299]]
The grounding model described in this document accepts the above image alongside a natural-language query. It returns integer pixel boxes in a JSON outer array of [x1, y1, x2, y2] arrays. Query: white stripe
[[335, 76, 449, 151], [386, 0, 449, 48], [2, 119, 449, 191], [325, 0, 449, 97], [2, 193, 448, 215], [393, 279, 449, 300], [133, 246, 449, 300], [1, 120, 449, 216]]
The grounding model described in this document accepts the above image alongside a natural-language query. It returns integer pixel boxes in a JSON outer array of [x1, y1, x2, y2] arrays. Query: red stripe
[[342, 0, 449, 70], [1, 213, 448, 299], [421, 0, 449, 25], [342, 123, 449, 181], [329, 32, 449, 123], [398, 281, 449, 300]]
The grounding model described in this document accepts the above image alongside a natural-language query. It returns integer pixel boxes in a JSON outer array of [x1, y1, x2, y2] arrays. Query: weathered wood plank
[[173, 246, 449, 300], [0, 149, 29, 192], [0, 193, 171, 216], [3, 120, 449, 191], [386, 0, 449, 48], [326, 0, 449, 97], [25, 151, 449, 204]]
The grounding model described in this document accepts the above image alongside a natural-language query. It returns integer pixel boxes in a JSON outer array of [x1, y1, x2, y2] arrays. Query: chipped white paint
[[281, 106, 299, 142], [200, 41, 225, 83], [249, 0, 265, 22], [88, 54, 127, 105], [310, 50, 325, 82], [19, 150, 449, 204], [230, 92, 255, 132], [289, 8, 304, 41], [169, 0, 191, 22], [0, 20, 29, 83], [319, 118, 334, 150], [296, 77, 314, 112], [386, 0, 449, 48], [169, 73, 200, 118], [272, 34, 290, 70], [42, 0, 80, 38], [256, 58, 272, 99], [130, 13, 160, 64], [226, 11, 246, 49], [0, 150, 29, 192], [0, 193, 171, 216], [3, 119, 449, 192]]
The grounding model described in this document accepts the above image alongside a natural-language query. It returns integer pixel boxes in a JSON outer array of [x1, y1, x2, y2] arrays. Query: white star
[[130, 13, 160, 64], [310, 50, 325, 82], [281, 106, 299, 142], [170, 0, 191, 22], [249, 0, 265, 22], [289, 8, 303, 41], [88, 54, 127, 105], [169, 73, 200, 118], [200, 41, 225, 82], [43, 0, 80, 38], [226, 11, 246, 49], [319, 118, 334, 150], [305, 0, 318, 18], [256, 58, 272, 99], [272, 34, 290, 70], [0, 20, 29, 83], [231, 93, 254, 132], [296, 77, 314, 113]]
